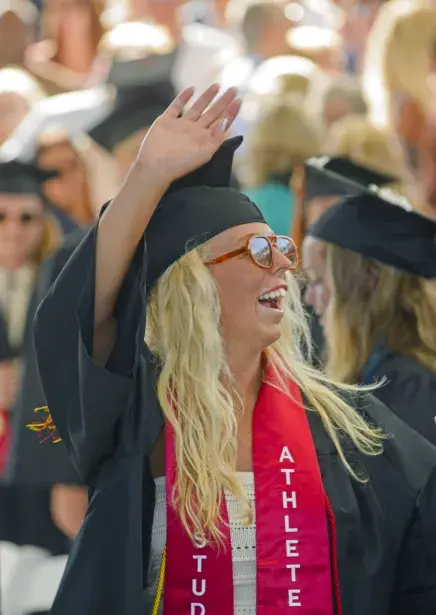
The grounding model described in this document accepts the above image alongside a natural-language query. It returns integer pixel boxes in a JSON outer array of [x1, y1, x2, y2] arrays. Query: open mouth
[[258, 288, 287, 311]]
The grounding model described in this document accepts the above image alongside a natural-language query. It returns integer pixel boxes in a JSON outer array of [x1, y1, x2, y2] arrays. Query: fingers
[[223, 98, 241, 131], [183, 83, 221, 122], [197, 87, 238, 128], [210, 98, 242, 140], [164, 87, 195, 118]]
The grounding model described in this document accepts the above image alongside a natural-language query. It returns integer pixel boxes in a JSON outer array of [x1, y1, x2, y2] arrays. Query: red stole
[[0, 409, 11, 476], [164, 366, 339, 614]]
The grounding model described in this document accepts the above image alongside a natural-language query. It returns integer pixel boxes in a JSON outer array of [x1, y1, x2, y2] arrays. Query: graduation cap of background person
[[308, 185, 436, 279], [0, 86, 115, 163], [0, 158, 58, 197], [142, 136, 264, 292], [291, 154, 397, 250], [88, 81, 176, 153], [303, 155, 396, 204]]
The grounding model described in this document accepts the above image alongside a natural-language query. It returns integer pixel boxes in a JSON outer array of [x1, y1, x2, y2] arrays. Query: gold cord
[[151, 545, 166, 615]]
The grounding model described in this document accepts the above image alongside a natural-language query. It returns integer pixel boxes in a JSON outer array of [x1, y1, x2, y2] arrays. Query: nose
[[272, 246, 293, 274], [2, 220, 23, 237]]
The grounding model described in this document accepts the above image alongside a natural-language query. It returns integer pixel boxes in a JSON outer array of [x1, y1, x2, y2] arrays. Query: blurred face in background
[[262, 5, 292, 57], [302, 236, 331, 325], [38, 139, 92, 225], [0, 194, 45, 269]]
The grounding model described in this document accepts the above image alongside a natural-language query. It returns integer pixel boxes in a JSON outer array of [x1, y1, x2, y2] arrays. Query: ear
[[396, 97, 426, 147]]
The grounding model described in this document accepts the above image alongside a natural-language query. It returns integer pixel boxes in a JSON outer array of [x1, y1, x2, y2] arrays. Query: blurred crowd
[[0, 0, 436, 613]]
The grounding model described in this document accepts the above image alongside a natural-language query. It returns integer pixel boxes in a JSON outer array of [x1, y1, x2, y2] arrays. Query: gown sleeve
[[389, 467, 436, 614], [33, 215, 148, 485]]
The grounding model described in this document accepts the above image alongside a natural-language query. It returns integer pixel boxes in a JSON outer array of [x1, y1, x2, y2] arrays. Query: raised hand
[[137, 84, 241, 184]]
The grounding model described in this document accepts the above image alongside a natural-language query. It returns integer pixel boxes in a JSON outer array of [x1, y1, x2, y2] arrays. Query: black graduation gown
[[6, 227, 88, 486], [0, 271, 69, 555], [34, 221, 436, 615], [361, 345, 436, 446]]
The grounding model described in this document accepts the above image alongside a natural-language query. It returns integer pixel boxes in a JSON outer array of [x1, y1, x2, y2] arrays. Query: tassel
[[26, 406, 62, 444]]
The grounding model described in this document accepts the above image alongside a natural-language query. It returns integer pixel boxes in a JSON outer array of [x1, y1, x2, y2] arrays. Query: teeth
[[258, 288, 287, 301]]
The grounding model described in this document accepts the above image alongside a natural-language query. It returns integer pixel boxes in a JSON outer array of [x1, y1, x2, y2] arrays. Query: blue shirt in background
[[244, 182, 294, 236]]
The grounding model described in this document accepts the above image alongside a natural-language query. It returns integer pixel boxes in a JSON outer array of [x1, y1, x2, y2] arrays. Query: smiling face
[[302, 236, 331, 326], [206, 222, 293, 353]]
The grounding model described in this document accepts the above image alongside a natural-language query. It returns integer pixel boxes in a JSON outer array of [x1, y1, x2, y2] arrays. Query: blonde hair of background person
[[363, 0, 436, 130], [324, 243, 436, 383], [325, 113, 405, 179], [245, 100, 321, 187], [145, 240, 385, 541]]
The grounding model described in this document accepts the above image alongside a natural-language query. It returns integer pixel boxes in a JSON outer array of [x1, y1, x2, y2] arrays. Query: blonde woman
[[304, 185, 436, 446], [33, 85, 436, 615], [362, 0, 436, 214], [243, 100, 321, 235]]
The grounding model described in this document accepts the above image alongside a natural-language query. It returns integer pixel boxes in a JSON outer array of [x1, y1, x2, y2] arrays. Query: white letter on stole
[[286, 563, 301, 582], [282, 490, 297, 509], [192, 579, 206, 596], [193, 554, 207, 573], [281, 467, 295, 485], [286, 539, 299, 557], [191, 604, 206, 614], [284, 515, 298, 533], [288, 589, 302, 607], [279, 446, 295, 463]]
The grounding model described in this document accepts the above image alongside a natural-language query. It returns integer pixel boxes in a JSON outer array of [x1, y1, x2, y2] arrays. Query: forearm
[[50, 484, 88, 540], [93, 163, 169, 357]]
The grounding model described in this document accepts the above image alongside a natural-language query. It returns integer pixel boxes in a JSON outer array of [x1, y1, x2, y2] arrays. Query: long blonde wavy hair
[[325, 243, 436, 383], [145, 243, 385, 545]]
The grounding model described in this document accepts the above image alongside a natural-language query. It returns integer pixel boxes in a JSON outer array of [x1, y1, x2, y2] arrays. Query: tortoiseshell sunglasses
[[205, 235, 299, 269]]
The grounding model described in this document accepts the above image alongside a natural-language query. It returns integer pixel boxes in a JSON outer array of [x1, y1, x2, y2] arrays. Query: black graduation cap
[[0, 159, 57, 197], [88, 82, 175, 152], [144, 136, 265, 293], [308, 186, 436, 278], [304, 156, 395, 204]]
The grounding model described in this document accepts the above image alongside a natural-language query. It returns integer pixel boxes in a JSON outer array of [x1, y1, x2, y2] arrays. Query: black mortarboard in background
[[308, 186, 436, 278], [144, 136, 265, 292], [88, 81, 175, 152], [304, 156, 396, 204], [0, 159, 57, 198]]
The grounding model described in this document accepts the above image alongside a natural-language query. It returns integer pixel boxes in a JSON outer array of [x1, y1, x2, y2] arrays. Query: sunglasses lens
[[249, 236, 272, 267], [277, 236, 298, 267]]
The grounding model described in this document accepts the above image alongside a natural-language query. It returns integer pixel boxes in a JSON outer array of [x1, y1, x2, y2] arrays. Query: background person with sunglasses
[[32, 85, 436, 615]]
